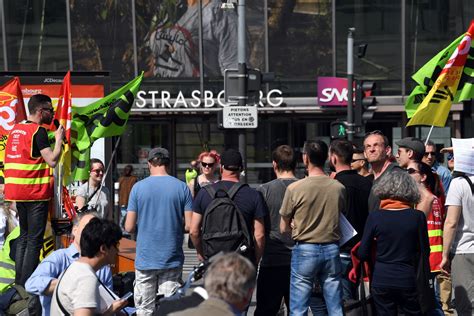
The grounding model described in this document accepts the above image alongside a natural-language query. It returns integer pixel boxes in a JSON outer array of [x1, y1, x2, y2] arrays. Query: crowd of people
[[119, 130, 471, 315], [0, 94, 473, 315]]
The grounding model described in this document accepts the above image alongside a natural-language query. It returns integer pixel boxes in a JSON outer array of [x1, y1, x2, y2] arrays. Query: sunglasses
[[423, 152, 436, 157], [447, 153, 454, 161], [351, 158, 366, 163], [91, 169, 104, 175], [406, 168, 420, 175], [201, 162, 215, 168]]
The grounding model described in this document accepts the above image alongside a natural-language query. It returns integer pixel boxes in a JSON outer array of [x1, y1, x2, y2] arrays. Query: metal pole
[[131, 0, 138, 76], [0, 0, 8, 70], [198, 0, 204, 96], [66, 0, 73, 70], [237, 0, 247, 182], [347, 27, 355, 141]]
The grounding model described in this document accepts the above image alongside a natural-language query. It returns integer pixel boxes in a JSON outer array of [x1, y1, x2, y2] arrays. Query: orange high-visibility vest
[[4, 122, 52, 201], [427, 196, 445, 272]]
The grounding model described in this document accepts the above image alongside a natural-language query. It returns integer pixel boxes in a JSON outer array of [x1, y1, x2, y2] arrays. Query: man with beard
[[4, 94, 64, 286], [363, 130, 402, 212]]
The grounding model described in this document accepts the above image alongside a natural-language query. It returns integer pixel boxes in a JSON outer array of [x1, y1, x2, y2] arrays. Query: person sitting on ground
[[50, 218, 126, 315], [170, 253, 256, 316], [26, 212, 113, 316]]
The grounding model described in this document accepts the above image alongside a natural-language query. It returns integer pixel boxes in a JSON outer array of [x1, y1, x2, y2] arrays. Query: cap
[[396, 137, 425, 156], [220, 149, 243, 171], [148, 147, 170, 161]]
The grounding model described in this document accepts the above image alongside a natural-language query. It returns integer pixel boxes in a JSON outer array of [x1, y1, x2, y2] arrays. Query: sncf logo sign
[[317, 77, 350, 107]]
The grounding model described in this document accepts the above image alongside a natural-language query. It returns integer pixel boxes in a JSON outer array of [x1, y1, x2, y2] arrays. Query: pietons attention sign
[[222, 106, 258, 128]]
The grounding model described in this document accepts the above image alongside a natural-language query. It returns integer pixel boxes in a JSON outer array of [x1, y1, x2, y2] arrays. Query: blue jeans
[[340, 253, 357, 300], [290, 242, 343, 316], [15, 201, 49, 286]]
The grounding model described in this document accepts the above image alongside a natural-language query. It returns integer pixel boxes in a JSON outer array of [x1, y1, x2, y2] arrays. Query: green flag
[[72, 73, 143, 151], [405, 30, 474, 119], [70, 73, 143, 181]]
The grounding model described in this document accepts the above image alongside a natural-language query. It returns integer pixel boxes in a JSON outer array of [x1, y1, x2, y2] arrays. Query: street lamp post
[[347, 27, 355, 141]]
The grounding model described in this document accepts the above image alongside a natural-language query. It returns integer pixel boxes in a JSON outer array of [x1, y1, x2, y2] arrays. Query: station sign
[[318, 77, 350, 107], [221, 106, 258, 129]]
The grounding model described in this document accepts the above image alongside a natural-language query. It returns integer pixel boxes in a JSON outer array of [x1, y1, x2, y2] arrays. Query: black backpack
[[201, 183, 254, 260]]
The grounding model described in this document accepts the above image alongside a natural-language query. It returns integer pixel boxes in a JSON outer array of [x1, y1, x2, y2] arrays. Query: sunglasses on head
[[406, 168, 420, 175], [201, 162, 215, 168]]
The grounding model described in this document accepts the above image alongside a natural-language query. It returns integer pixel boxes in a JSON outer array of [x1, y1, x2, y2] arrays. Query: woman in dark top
[[358, 170, 430, 315]]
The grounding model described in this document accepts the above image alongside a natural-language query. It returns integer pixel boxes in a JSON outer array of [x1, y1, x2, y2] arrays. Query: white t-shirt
[[76, 183, 110, 218], [445, 175, 474, 254], [50, 261, 111, 315]]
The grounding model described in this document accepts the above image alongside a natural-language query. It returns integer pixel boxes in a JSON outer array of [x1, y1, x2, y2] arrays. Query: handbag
[[344, 264, 374, 316]]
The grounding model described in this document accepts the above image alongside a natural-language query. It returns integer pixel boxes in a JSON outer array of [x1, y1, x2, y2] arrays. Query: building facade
[[1, 0, 472, 184]]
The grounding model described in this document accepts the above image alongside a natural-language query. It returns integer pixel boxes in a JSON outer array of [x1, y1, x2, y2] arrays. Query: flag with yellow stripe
[[405, 20, 474, 126]]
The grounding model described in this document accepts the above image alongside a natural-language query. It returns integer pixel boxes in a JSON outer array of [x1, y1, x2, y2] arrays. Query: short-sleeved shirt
[[50, 261, 103, 315], [128, 175, 193, 270], [192, 180, 267, 234], [445, 175, 474, 254], [279, 176, 345, 243], [335, 170, 372, 252], [257, 178, 298, 267], [32, 125, 50, 158]]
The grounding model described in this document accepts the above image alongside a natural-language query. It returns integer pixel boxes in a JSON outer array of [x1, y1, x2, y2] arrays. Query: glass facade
[[1, 0, 471, 184], [0, 0, 471, 91]]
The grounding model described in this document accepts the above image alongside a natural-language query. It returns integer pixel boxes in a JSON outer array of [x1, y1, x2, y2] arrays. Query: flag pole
[[425, 125, 434, 145]]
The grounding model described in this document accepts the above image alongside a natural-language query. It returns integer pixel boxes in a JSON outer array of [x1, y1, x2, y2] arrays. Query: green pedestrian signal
[[338, 125, 346, 136], [330, 121, 348, 139]]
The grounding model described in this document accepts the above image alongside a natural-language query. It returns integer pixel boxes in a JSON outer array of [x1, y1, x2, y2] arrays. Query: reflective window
[[405, 0, 474, 91], [70, 1, 134, 81], [268, 0, 332, 79], [4, 0, 68, 71], [335, 0, 402, 93]]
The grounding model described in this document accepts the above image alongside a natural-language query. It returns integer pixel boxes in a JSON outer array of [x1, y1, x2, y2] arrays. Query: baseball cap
[[396, 137, 425, 156], [220, 149, 243, 171], [148, 147, 170, 161]]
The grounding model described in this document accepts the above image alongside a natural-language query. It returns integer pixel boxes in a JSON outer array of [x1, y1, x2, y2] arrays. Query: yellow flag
[[407, 21, 474, 127]]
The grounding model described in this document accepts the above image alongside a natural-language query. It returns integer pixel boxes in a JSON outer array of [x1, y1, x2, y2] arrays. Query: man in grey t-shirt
[[255, 145, 298, 316]]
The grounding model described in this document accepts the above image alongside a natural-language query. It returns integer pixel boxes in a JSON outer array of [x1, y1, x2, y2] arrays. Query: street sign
[[221, 106, 258, 129]]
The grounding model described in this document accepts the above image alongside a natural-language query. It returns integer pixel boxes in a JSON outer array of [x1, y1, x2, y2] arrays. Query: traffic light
[[330, 121, 348, 139], [355, 81, 377, 126]]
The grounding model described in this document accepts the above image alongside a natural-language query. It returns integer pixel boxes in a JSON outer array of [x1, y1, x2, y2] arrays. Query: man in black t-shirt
[[254, 145, 298, 316], [190, 149, 266, 264], [329, 139, 372, 301], [4, 94, 64, 286]]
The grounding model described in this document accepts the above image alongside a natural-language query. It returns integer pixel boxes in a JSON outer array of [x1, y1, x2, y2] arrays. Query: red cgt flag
[[0, 77, 27, 176], [49, 71, 72, 145]]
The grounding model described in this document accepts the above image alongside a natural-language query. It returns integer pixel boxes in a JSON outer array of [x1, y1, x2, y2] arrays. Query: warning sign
[[222, 106, 258, 129]]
